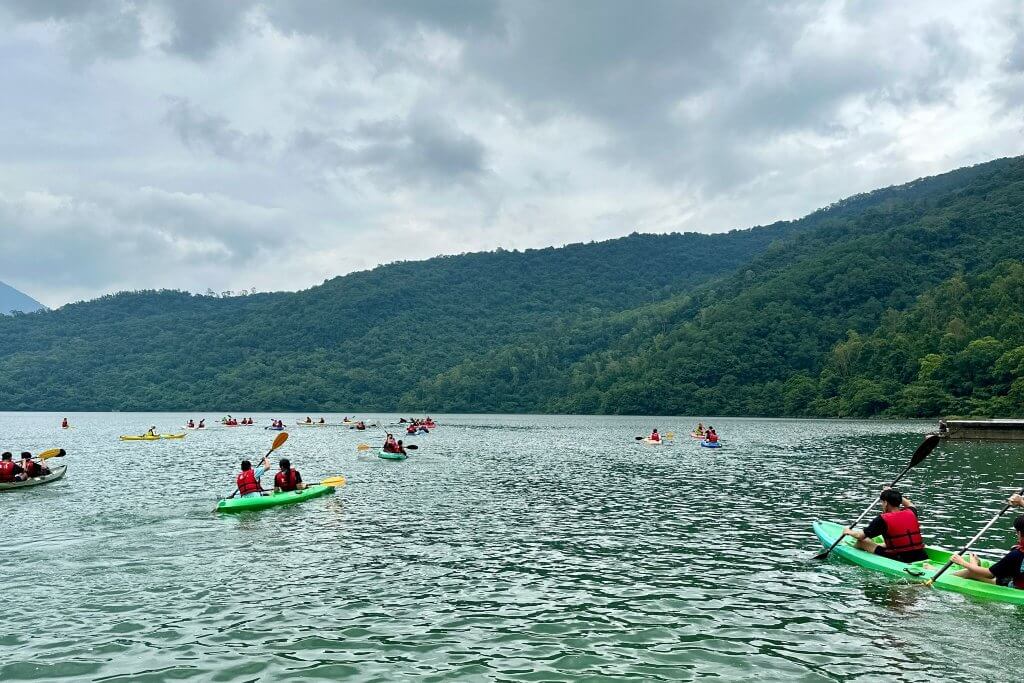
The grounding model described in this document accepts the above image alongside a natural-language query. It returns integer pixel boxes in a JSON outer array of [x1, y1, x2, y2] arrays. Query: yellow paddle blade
[[356, 444, 371, 451], [664, 432, 675, 439], [320, 476, 347, 487], [271, 432, 289, 450], [39, 448, 65, 460]]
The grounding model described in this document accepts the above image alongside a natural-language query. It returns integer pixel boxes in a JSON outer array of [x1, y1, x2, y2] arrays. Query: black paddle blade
[[910, 433, 940, 468], [405, 444, 419, 450]]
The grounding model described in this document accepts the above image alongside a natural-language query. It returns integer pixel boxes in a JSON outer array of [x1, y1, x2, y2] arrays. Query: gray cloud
[[0, 1, 1022, 306]]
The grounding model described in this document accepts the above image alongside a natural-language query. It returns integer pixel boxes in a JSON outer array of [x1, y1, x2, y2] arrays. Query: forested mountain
[[0, 281, 44, 314], [3, 155, 1024, 416]]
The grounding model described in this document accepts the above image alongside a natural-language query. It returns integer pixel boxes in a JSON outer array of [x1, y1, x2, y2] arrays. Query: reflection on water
[[2, 412, 1023, 681]]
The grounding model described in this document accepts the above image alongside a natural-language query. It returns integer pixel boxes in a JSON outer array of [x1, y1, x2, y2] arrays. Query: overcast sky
[[2, 1, 1022, 306]]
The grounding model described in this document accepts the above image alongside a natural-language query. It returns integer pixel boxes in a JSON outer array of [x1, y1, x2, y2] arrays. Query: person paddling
[[694, 422, 705, 436], [841, 488, 927, 563], [0, 452, 24, 483], [145, 426, 158, 437], [61, 417, 69, 429], [19, 452, 49, 479], [235, 456, 271, 498], [706, 428, 719, 444], [383, 433, 400, 453], [187, 419, 195, 428], [274, 458, 304, 492], [649, 428, 661, 442], [198, 419, 205, 428], [950, 494, 1024, 587]]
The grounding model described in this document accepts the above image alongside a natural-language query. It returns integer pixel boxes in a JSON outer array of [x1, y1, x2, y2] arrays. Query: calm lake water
[[3, 413, 1024, 681]]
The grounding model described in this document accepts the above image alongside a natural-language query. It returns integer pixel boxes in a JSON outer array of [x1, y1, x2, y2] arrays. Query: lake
[[2, 412, 1023, 681]]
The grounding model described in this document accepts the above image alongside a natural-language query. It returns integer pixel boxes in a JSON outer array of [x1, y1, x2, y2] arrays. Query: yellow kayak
[[120, 433, 185, 441]]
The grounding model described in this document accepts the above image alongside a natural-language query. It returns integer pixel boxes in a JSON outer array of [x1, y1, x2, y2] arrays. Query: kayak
[[184, 426, 206, 430], [0, 464, 67, 491], [690, 432, 704, 439], [265, 425, 284, 431], [296, 422, 334, 427], [379, 450, 408, 461], [812, 520, 1024, 605], [216, 484, 334, 513], [120, 433, 185, 441], [641, 438, 663, 446], [700, 440, 721, 448]]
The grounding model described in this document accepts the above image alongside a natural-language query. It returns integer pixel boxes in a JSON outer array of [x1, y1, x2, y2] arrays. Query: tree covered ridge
[[1, 155, 1023, 414]]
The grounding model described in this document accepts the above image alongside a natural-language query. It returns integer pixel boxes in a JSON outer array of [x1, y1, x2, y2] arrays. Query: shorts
[[874, 546, 928, 563]]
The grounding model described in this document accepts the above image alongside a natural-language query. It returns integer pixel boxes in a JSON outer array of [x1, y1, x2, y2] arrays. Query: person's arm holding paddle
[[949, 493, 1024, 583]]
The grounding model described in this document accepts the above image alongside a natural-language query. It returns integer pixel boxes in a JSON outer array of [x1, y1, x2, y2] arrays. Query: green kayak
[[813, 520, 1024, 605], [378, 450, 408, 461], [217, 485, 334, 513]]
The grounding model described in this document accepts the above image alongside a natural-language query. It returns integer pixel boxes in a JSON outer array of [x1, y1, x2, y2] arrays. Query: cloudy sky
[[2, 1, 1022, 306]]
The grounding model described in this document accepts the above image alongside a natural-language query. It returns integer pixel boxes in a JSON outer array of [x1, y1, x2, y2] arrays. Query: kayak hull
[[813, 520, 1024, 605], [217, 485, 334, 513], [379, 450, 408, 461], [120, 433, 185, 441], [700, 441, 721, 448], [0, 464, 67, 491], [690, 432, 704, 439]]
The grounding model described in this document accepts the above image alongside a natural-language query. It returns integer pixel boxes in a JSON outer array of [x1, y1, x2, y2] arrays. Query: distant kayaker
[[694, 422, 705, 436], [649, 429, 661, 442], [304, 416, 312, 424], [187, 419, 195, 428], [274, 458, 304, 492], [235, 456, 271, 498], [318, 417, 325, 424], [841, 488, 927, 563], [950, 494, 1024, 587], [356, 421, 366, 430], [406, 424, 417, 435], [0, 452, 24, 483], [61, 417, 69, 428], [19, 452, 49, 479], [145, 426, 157, 437], [198, 419, 205, 428], [383, 433, 400, 453], [706, 428, 719, 444]]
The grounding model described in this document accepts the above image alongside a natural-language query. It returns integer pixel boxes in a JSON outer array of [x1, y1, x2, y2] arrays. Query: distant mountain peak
[[0, 281, 45, 314]]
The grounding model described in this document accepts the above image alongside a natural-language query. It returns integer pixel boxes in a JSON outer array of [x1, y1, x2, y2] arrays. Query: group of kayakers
[[839, 488, 1024, 589], [223, 417, 254, 426], [268, 419, 285, 430], [690, 422, 719, 441], [0, 451, 51, 482], [400, 417, 436, 428], [302, 417, 327, 424], [233, 456, 305, 498], [186, 419, 207, 429], [382, 433, 407, 455]]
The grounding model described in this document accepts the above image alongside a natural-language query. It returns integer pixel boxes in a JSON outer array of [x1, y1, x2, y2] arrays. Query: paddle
[[813, 433, 940, 561], [357, 443, 418, 451], [38, 448, 65, 461], [924, 484, 1024, 586], [213, 432, 289, 510]]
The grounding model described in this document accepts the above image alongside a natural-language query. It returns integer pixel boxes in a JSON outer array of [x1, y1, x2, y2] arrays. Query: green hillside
[[0, 227, 794, 411], [3, 155, 1023, 416]]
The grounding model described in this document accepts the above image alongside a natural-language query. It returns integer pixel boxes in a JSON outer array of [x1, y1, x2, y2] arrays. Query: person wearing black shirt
[[841, 488, 928, 563], [951, 494, 1024, 588]]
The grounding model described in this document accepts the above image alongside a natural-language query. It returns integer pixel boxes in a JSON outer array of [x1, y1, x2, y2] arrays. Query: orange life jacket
[[236, 469, 261, 496], [881, 508, 924, 554]]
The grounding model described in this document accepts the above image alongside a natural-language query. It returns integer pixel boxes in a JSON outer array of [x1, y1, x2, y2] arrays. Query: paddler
[[234, 455, 271, 498], [649, 428, 661, 442], [274, 458, 305, 492], [61, 417, 69, 428], [706, 428, 719, 443], [19, 452, 49, 478], [145, 426, 158, 437], [840, 488, 927, 563], [318, 417, 325, 424], [406, 424, 417, 435], [0, 452, 24, 483], [950, 494, 1024, 588], [383, 433, 400, 453], [198, 419, 205, 428], [305, 416, 312, 424], [187, 419, 195, 428], [694, 422, 704, 435]]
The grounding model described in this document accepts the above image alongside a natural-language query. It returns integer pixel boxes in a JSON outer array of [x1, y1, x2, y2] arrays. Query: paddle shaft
[[927, 485, 1024, 585]]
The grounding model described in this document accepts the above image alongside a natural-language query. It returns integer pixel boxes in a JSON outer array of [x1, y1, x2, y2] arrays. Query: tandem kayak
[[295, 422, 334, 427], [0, 464, 67, 491], [216, 484, 335, 513], [120, 433, 185, 441], [700, 440, 721, 448], [813, 520, 1024, 605], [379, 450, 408, 461]]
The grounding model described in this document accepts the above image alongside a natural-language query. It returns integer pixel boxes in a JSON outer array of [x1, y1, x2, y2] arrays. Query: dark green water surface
[[3, 413, 1023, 681]]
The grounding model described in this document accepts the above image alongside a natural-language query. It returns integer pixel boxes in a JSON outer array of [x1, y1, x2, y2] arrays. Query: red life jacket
[[0, 460, 14, 482], [22, 461, 39, 478], [708, 433, 719, 443], [275, 468, 299, 491], [236, 469, 261, 496], [406, 426, 417, 434], [650, 433, 660, 441], [881, 508, 924, 554]]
